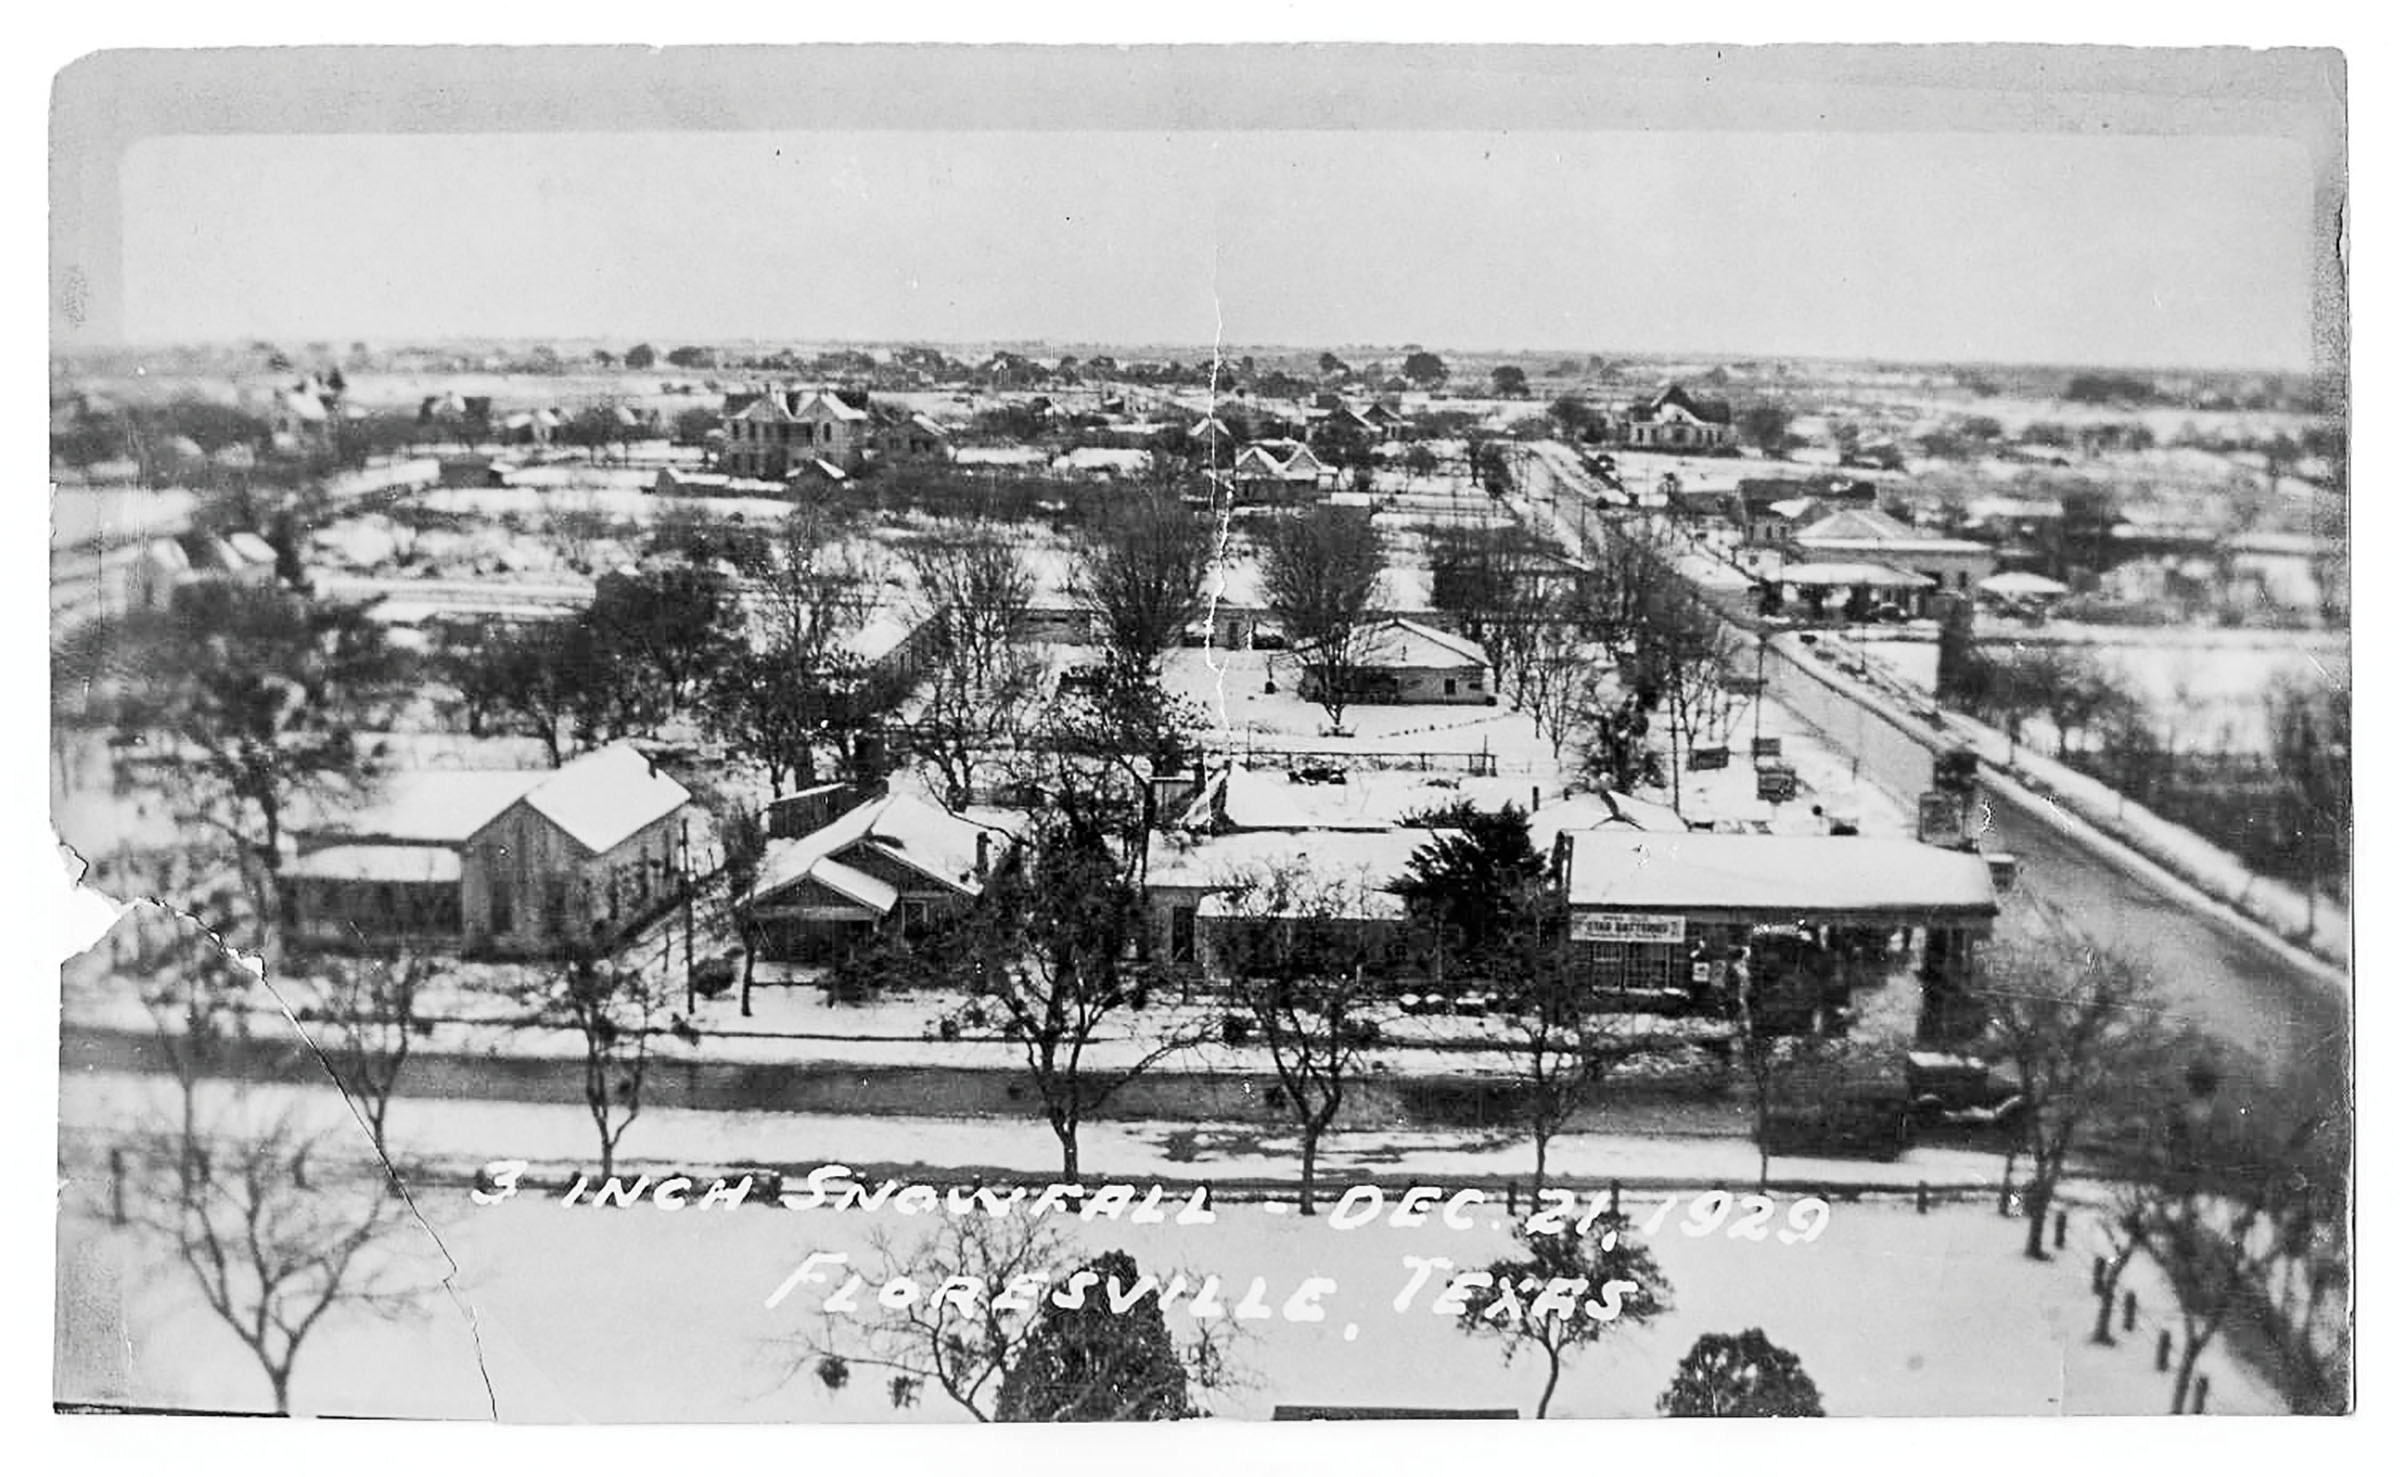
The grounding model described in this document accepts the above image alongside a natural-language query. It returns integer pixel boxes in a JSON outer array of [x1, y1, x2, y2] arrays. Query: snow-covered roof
[[799, 856, 902, 915], [953, 446, 1051, 468], [142, 537, 193, 574], [1560, 831, 1998, 921], [1966, 496, 2066, 523], [224, 531, 278, 566], [1797, 508, 1994, 556], [288, 844, 463, 884], [276, 389, 329, 423], [1053, 447, 1153, 475], [1525, 792, 1688, 855], [1772, 562, 1934, 589], [1145, 826, 1452, 895], [312, 770, 547, 846], [1359, 617, 1490, 671], [748, 792, 1015, 910], [515, 743, 693, 854], [1978, 571, 2070, 597]]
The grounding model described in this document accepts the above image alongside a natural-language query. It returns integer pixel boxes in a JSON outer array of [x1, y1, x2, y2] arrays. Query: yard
[[54, 1130, 2281, 1420]]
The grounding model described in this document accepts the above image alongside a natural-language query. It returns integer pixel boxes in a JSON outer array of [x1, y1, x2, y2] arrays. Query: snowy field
[[55, 1157, 2281, 1421], [1851, 636, 2350, 754]]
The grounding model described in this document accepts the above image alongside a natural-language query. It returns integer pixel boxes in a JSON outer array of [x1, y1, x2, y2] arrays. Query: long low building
[[1556, 829, 1999, 1034]]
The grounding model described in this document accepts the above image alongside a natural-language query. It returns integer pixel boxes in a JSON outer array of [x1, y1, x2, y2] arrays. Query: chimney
[[1532, 786, 1541, 812], [975, 832, 991, 881]]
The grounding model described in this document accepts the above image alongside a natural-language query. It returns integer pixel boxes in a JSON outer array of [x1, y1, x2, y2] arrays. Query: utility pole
[[1752, 632, 1766, 753], [680, 815, 696, 1015]]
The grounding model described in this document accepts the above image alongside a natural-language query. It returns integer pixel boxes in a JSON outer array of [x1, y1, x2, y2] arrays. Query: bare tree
[[106, 583, 397, 934], [1426, 520, 1561, 701], [302, 942, 432, 1166], [1212, 863, 1393, 1213], [1580, 523, 1671, 657], [1071, 491, 1216, 687], [907, 526, 1046, 809], [2267, 673, 2351, 938], [1977, 925, 2176, 1259], [1629, 582, 1740, 813], [721, 506, 894, 786], [127, 905, 423, 1415], [140, 1118, 424, 1415], [1257, 504, 1386, 731], [1727, 963, 1872, 1193], [531, 955, 688, 1181], [1506, 954, 1617, 1201], [1454, 1217, 1671, 1418], [790, 1213, 1067, 1420], [944, 812, 1213, 1180]]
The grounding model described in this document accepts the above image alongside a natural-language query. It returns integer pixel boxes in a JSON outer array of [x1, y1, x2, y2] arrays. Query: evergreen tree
[[995, 1251, 1200, 1421], [1657, 1328, 1826, 1417]]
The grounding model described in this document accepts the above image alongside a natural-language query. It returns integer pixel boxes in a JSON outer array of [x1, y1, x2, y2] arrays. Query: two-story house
[[721, 387, 873, 480], [1616, 384, 1734, 451]]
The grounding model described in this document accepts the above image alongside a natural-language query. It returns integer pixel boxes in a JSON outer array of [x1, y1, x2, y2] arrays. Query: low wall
[[61, 1024, 1741, 1137]]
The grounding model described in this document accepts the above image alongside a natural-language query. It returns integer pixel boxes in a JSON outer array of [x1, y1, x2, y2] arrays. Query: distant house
[[1297, 618, 1493, 706], [125, 531, 280, 613], [868, 404, 952, 461], [1762, 561, 1937, 622], [512, 408, 568, 447], [283, 742, 696, 958], [440, 454, 512, 489], [1361, 401, 1414, 439], [267, 374, 341, 449], [1791, 507, 1997, 595], [722, 386, 873, 480], [1738, 476, 1876, 547], [1664, 486, 1744, 537], [1616, 384, 1734, 451], [740, 792, 1017, 963], [1232, 439, 1332, 501]]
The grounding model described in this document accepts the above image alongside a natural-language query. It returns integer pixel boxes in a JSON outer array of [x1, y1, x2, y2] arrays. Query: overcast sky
[[112, 125, 2315, 371]]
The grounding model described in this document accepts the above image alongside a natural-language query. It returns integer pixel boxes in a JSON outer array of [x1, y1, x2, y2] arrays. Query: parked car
[[1905, 1051, 2027, 1128]]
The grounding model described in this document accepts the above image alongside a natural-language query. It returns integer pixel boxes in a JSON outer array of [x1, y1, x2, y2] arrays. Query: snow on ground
[[1851, 635, 2350, 756], [54, 1102, 2280, 1420], [416, 484, 801, 525], [62, 1069, 2002, 1195], [51, 484, 200, 551], [1158, 648, 1561, 774], [1790, 634, 2350, 967]]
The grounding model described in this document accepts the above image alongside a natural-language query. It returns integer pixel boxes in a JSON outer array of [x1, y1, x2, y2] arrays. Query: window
[[1444, 678, 1458, 697], [1170, 906, 1197, 964], [900, 899, 934, 937], [1579, 940, 1679, 994]]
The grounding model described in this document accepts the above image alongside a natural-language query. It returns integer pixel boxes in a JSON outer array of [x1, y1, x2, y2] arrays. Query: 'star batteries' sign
[[1570, 912, 1688, 944]]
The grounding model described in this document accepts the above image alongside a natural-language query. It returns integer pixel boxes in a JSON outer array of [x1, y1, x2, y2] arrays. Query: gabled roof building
[[283, 742, 697, 958]]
